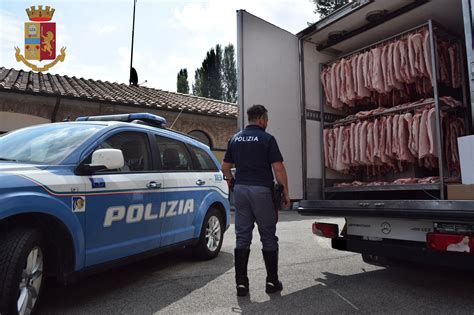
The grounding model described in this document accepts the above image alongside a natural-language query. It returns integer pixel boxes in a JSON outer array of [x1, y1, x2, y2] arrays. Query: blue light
[[75, 113, 167, 127], [129, 113, 167, 125]]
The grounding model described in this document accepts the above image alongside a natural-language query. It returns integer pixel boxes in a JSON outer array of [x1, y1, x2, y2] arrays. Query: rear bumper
[[333, 237, 474, 269], [296, 200, 474, 220]]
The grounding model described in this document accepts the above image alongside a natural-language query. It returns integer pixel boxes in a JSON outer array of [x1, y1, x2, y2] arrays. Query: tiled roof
[[0, 67, 238, 118]]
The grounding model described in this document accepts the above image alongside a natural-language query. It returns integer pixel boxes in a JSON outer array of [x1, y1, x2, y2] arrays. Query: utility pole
[[129, 0, 137, 86]]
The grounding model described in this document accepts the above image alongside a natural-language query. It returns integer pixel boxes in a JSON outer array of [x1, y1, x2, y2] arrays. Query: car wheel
[[0, 229, 45, 315], [193, 208, 224, 260]]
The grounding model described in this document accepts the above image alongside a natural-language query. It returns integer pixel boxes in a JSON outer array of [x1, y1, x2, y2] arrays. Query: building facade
[[0, 67, 238, 161]]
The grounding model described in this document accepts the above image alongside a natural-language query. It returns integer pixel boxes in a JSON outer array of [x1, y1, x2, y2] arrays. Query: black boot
[[262, 250, 283, 294], [234, 248, 250, 296]]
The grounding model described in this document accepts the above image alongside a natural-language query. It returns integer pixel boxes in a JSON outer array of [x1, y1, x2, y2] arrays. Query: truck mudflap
[[332, 237, 474, 270], [296, 200, 474, 220]]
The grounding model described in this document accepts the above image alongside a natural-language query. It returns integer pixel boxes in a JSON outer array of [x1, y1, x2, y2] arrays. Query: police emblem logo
[[72, 196, 86, 213], [14, 5, 66, 72]]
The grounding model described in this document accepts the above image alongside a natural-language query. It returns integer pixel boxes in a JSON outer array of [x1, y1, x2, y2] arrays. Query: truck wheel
[[362, 254, 390, 267], [193, 208, 224, 260], [0, 229, 45, 315]]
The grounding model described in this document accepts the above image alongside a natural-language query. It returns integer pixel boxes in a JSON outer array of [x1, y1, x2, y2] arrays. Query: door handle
[[146, 181, 162, 189], [196, 179, 206, 186]]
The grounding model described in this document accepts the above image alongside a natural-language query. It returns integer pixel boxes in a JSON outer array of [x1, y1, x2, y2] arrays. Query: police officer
[[221, 104, 289, 297]]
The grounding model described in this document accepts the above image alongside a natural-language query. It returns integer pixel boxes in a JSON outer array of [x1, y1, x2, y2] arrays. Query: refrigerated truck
[[237, 0, 474, 268]]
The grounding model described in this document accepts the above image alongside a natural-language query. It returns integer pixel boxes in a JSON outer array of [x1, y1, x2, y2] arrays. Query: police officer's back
[[221, 104, 289, 297]]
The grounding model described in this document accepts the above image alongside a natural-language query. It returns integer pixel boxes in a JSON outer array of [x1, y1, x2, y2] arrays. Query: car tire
[[193, 208, 224, 260], [0, 228, 45, 315]]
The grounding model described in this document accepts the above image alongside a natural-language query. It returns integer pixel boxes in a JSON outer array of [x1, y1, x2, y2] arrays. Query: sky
[[0, 0, 318, 93]]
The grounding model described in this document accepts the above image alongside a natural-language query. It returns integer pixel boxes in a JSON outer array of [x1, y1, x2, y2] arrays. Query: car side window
[[96, 132, 152, 172], [189, 145, 218, 171], [156, 135, 192, 171]]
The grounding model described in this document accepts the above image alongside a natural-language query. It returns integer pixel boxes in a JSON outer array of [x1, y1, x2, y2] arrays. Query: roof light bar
[[76, 113, 167, 127]]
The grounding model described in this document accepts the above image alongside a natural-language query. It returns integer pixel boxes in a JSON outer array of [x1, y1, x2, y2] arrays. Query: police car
[[0, 113, 231, 315]]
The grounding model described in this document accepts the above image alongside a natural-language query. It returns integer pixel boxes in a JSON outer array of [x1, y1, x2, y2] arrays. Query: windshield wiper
[[0, 157, 18, 162]]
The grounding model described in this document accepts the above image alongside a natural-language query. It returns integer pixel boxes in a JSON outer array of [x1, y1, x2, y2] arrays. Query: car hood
[[0, 163, 74, 194], [0, 162, 48, 172]]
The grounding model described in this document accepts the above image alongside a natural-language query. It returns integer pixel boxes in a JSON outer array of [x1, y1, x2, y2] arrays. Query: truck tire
[[362, 254, 391, 267], [193, 208, 224, 260], [0, 229, 45, 315]]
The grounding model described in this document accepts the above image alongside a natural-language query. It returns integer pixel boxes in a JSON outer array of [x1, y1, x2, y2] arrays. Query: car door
[[83, 130, 164, 266], [155, 135, 211, 246]]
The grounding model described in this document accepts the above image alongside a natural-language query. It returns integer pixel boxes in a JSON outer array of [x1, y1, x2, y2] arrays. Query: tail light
[[312, 222, 339, 238], [426, 233, 474, 253]]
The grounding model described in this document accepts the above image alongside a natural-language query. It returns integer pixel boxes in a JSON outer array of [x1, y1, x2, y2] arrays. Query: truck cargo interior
[[237, 0, 473, 205], [304, 0, 469, 202]]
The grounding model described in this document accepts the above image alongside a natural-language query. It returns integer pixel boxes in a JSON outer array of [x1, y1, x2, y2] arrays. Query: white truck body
[[237, 0, 474, 268]]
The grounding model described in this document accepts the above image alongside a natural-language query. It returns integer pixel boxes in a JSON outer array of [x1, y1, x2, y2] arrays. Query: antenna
[[138, 80, 147, 86], [129, 0, 137, 86], [169, 107, 184, 129]]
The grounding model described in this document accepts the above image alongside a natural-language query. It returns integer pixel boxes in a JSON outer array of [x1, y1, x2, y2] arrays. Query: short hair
[[247, 104, 268, 122]]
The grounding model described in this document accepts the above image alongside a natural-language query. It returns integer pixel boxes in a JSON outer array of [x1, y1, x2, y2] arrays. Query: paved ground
[[37, 212, 474, 314]]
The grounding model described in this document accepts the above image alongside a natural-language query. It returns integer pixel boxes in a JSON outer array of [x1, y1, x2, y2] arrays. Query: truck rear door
[[462, 0, 474, 131], [237, 10, 303, 200]]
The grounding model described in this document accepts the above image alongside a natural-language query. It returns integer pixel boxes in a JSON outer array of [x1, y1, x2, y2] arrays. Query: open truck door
[[463, 0, 474, 131], [237, 10, 303, 200]]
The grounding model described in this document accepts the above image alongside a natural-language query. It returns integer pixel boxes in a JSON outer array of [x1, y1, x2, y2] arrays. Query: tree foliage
[[177, 68, 189, 94], [192, 43, 237, 103], [313, 0, 349, 18], [192, 68, 202, 96], [223, 44, 237, 103]]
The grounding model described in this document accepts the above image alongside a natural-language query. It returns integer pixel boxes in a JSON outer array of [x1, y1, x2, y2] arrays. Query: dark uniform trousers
[[234, 184, 279, 251]]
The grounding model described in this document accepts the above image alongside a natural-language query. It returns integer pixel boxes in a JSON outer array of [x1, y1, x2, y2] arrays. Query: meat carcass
[[328, 128, 336, 169], [398, 114, 415, 162], [357, 54, 371, 98], [371, 47, 385, 93], [410, 112, 421, 157], [393, 178, 419, 184], [330, 63, 343, 109], [359, 121, 369, 165], [354, 122, 361, 164], [418, 107, 431, 159], [423, 30, 433, 84], [349, 123, 356, 165], [399, 40, 412, 83], [385, 115, 393, 159], [427, 107, 439, 157], [392, 114, 400, 158], [323, 128, 329, 167], [367, 122, 375, 163], [320, 68, 332, 106], [342, 126, 351, 165], [448, 44, 461, 89], [393, 40, 404, 85]]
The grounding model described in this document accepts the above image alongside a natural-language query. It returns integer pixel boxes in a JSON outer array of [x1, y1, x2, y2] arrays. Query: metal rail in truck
[[237, 0, 474, 268]]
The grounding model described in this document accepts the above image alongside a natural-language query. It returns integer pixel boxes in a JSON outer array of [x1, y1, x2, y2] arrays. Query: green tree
[[313, 0, 349, 18], [192, 68, 202, 96], [223, 44, 237, 103], [193, 44, 224, 100], [177, 68, 189, 94]]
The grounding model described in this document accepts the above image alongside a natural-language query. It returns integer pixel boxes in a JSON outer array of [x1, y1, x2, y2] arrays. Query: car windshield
[[0, 123, 102, 164]]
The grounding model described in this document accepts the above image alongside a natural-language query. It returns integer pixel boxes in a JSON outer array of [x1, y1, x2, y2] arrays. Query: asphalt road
[[37, 212, 474, 314]]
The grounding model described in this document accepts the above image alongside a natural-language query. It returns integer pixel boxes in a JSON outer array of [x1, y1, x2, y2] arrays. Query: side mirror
[[91, 149, 125, 170], [76, 149, 125, 175]]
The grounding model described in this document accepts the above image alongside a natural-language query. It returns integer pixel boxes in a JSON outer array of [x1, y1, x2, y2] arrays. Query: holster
[[272, 183, 284, 211]]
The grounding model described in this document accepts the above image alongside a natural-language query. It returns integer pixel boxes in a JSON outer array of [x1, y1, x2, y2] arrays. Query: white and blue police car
[[0, 113, 230, 315]]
